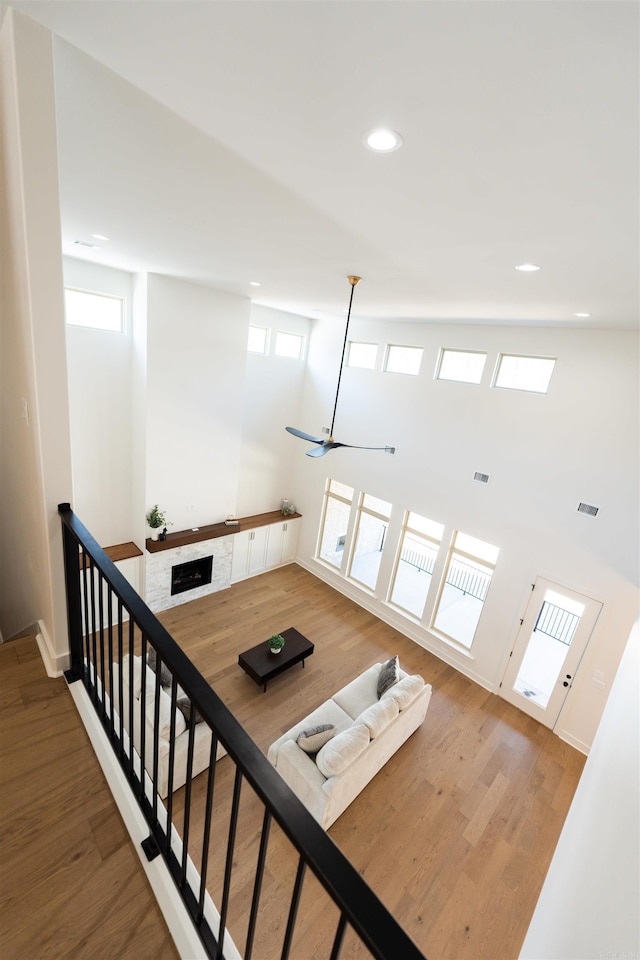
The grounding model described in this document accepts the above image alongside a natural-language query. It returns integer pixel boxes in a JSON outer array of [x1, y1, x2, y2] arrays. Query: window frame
[[247, 324, 270, 355], [274, 329, 305, 360], [64, 286, 125, 334], [435, 348, 487, 385], [387, 510, 444, 620], [316, 479, 355, 572], [492, 353, 557, 394], [383, 343, 424, 376], [346, 340, 378, 370], [430, 530, 499, 650], [346, 492, 393, 592]]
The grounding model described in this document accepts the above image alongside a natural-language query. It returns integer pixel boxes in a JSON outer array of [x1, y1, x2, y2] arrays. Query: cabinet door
[[265, 522, 285, 568], [247, 527, 268, 575], [231, 530, 252, 582], [280, 518, 299, 564]]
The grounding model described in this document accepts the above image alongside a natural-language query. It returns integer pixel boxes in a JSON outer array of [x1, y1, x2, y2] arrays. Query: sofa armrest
[[274, 739, 329, 825]]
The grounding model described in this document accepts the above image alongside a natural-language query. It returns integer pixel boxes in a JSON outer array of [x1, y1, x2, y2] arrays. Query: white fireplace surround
[[145, 536, 233, 613]]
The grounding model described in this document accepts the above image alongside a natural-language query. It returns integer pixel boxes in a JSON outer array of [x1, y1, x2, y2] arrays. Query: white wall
[[64, 257, 134, 546], [0, 10, 73, 668], [293, 318, 639, 751], [236, 304, 310, 516], [520, 618, 639, 959], [145, 274, 249, 534]]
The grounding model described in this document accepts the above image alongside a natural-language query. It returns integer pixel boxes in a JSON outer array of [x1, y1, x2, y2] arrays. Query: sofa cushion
[[316, 723, 370, 778], [144, 674, 187, 740], [296, 724, 336, 754], [381, 673, 425, 710], [332, 664, 382, 720], [267, 699, 353, 766], [354, 698, 399, 738], [377, 655, 400, 699], [147, 646, 173, 688]]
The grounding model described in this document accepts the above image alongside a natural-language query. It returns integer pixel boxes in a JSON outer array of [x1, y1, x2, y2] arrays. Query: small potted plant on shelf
[[146, 504, 167, 541], [268, 633, 286, 655]]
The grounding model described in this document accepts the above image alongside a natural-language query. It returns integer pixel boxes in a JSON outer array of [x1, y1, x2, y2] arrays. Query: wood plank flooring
[[157, 564, 585, 960], [0, 635, 178, 960], [0, 565, 585, 960]]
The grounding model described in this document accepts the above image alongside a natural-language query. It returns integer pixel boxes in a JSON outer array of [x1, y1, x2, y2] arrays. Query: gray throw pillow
[[377, 655, 400, 699], [176, 696, 204, 728], [296, 723, 336, 754], [147, 646, 173, 688]]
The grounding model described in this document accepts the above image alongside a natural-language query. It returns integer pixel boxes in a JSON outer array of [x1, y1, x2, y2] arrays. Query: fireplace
[[171, 556, 213, 596]]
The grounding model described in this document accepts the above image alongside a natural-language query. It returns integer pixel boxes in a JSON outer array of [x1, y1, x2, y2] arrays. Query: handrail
[[58, 503, 427, 960]]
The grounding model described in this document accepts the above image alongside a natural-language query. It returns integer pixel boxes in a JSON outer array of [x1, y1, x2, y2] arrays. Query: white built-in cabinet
[[231, 518, 299, 583]]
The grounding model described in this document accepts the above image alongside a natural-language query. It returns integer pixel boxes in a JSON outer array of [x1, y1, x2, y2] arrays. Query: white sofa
[[112, 654, 226, 799], [267, 660, 432, 829]]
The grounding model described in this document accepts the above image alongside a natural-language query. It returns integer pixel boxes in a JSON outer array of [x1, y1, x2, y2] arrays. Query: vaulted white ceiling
[[8, 0, 640, 328]]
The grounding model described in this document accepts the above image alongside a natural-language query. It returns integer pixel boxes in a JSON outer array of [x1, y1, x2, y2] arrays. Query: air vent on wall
[[577, 502, 599, 517], [473, 472, 490, 484], [73, 239, 99, 248]]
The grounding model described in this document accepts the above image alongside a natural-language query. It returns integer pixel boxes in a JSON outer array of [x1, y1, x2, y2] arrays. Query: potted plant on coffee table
[[268, 633, 286, 655]]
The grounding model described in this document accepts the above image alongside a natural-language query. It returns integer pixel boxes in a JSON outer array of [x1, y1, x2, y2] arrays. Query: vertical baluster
[[106, 588, 114, 733], [280, 857, 307, 960], [97, 571, 106, 719], [139, 634, 147, 802], [81, 548, 90, 669], [60, 516, 83, 681], [127, 617, 135, 779], [216, 766, 243, 960], [151, 649, 162, 822], [329, 914, 347, 960], [197, 733, 220, 924], [165, 678, 178, 856], [116, 602, 124, 750], [89, 560, 98, 704], [180, 721, 197, 887], [244, 807, 272, 960]]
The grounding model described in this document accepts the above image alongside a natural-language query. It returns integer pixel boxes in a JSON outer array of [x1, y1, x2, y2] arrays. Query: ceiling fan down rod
[[329, 275, 360, 439]]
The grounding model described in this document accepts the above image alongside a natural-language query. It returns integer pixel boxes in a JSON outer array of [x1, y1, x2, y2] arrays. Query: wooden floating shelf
[[145, 510, 301, 553]]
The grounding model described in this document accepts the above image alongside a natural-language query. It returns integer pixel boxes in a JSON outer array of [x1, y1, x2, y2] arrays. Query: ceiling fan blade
[[305, 442, 343, 457], [286, 426, 324, 444]]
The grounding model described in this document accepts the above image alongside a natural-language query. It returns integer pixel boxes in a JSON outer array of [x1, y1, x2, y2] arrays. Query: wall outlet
[[591, 669, 605, 689]]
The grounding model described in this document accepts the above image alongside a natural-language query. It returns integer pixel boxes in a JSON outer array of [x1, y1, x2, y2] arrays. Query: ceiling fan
[[286, 276, 396, 458]]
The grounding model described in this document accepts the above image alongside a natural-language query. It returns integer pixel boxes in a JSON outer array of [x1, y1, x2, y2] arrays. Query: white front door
[[499, 578, 602, 728]]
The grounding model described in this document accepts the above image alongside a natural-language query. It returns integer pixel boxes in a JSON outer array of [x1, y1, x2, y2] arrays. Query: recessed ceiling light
[[249, 281, 261, 287], [91, 233, 110, 241], [515, 263, 540, 272], [363, 128, 403, 153], [574, 312, 591, 318]]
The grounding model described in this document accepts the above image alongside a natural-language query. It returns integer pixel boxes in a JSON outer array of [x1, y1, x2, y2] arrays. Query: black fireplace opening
[[171, 556, 213, 596]]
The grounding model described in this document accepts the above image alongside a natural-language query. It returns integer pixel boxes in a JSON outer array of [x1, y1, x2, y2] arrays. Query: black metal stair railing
[[58, 503, 427, 960]]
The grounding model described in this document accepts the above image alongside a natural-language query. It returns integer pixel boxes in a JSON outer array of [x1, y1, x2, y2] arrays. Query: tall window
[[388, 512, 444, 619], [317, 480, 354, 570], [348, 493, 392, 591], [493, 354, 556, 393], [384, 345, 423, 375], [432, 531, 499, 648], [436, 348, 486, 384], [247, 325, 269, 354], [275, 331, 304, 359], [65, 288, 124, 332]]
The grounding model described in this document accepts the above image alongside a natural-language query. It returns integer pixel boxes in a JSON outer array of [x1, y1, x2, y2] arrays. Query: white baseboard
[[557, 729, 590, 756], [36, 619, 68, 677]]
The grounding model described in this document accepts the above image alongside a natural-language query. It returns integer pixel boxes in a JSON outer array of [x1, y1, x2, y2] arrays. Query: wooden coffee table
[[238, 627, 314, 692]]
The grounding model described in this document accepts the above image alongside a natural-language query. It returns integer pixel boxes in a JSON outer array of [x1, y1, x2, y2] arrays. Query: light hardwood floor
[[0, 635, 178, 960], [157, 564, 586, 960], [0, 565, 585, 960]]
